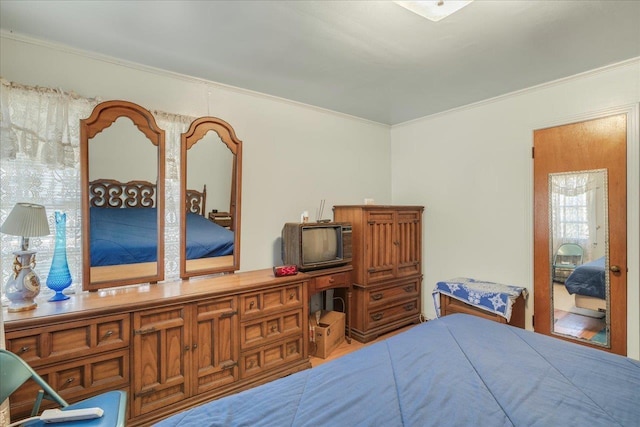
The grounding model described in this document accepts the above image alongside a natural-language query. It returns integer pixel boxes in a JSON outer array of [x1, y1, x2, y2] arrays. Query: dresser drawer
[[240, 309, 303, 350], [364, 278, 420, 307], [239, 336, 304, 379], [365, 297, 420, 330], [311, 271, 349, 293], [5, 314, 130, 367], [8, 349, 129, 420], [239, 283, 303, 319]]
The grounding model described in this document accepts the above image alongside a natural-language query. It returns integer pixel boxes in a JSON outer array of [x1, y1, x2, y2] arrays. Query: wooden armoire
[[333, 205, 424, 342]]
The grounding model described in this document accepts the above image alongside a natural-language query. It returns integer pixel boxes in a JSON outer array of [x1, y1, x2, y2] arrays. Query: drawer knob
[[403, 286, 413, 293], [18, 346, 30, 354], [103, 330, 114, 338], [271, 325, 277, 332], [65, 377, 75, 384], [371, 293, 383, 301], [289, 292, 295, 300], [371, 313, 383, 321], [328, 278, 335, 284], [222, 361, 238, 370], [249, 301, 255, 309], [403, 303, 415, 311], [184, 345, 191, 352], [192, 343, 198, 350]]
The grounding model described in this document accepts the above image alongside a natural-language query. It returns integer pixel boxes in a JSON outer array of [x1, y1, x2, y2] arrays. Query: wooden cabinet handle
[[103, 330, 114, 338], [328, 278, 335, 284], [134, 327, 156, 335], [271, 325, 278, 332], [184, 345, 191, 352], [371, 293, 383, 301], [289, 292, 295, 300], [220, 310, 238, 319], [18, 346, 30, 353], [65, 377, 75, 384], [403, 303, 415, 311], [249, 301, 255, 309], [403, 286, 413, 293], [135, 388, 157, 398], [371, 313, 383, 321], [222, 361, 238, 370], [192, 343, 198, 350]]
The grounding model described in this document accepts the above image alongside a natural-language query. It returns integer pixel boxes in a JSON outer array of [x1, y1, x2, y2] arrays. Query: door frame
[[530, 103, 639, 358]]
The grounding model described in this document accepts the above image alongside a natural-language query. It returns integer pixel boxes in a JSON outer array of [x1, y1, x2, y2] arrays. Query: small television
[[281, 222, 352, 272]]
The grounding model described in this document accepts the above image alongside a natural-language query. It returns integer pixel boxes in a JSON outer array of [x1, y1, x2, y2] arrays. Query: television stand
[[305, 265, 353, 343]]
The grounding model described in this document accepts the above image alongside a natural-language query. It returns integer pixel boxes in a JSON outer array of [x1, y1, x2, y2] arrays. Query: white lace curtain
[[1, 78, 195, 298], [550, 171, 605, 262]]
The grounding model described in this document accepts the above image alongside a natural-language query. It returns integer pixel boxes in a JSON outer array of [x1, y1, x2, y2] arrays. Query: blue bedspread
[[433, 277, 527, 322], [90, 208, 233, 266], [564, 256, 606, 299], [156, 314, 640, 427]]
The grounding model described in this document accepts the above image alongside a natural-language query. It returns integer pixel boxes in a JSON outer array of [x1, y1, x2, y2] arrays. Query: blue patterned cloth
[[433, 277, 528, 322]]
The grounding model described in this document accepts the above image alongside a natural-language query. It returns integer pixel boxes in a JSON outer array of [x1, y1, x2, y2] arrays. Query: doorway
[[533, 113, 627, 356]]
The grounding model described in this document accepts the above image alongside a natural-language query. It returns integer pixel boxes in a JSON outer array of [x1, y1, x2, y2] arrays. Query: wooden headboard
[[89, 179, 156, 208], [186, 185, 207, 217]]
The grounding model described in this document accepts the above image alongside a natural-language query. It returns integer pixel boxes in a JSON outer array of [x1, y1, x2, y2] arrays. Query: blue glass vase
[[46, 211, 72, 301]]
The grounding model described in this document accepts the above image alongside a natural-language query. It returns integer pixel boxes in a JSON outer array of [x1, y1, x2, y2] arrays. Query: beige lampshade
[[0, 203, 50, 237]]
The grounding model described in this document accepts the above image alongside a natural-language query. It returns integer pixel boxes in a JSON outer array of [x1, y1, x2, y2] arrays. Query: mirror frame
[[180, 116, 242, 279], [80, 100, 166, 291], [548, 169, 610, 347]]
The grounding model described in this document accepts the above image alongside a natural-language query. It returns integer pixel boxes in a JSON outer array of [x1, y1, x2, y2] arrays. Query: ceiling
[[1, 1, 639, 125]]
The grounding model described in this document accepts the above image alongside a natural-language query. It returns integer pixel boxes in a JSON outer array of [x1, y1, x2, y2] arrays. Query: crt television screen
[[301, 227, 339, 264]]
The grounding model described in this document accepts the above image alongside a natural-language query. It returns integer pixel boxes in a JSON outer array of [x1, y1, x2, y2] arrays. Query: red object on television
[[273, 265, 298, 277]]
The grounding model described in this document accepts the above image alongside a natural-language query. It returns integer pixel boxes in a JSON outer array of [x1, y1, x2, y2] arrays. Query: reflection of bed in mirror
[[90, 179, 234, 281], [564, 256, 606, 312]]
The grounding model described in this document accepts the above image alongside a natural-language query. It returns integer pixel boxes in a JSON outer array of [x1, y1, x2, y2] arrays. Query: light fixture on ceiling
[[394, 0, 474, 22]]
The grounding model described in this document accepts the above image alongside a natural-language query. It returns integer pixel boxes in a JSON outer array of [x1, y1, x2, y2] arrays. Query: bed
[[157, 314, 640, 427], [89, 179, 234, 267], [564, 256, 606, 311]]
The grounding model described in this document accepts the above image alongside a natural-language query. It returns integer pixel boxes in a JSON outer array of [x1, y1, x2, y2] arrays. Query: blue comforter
[[565, 256, 606, 299], [90, 208, 233, 266], [156, 314, 640, 427]]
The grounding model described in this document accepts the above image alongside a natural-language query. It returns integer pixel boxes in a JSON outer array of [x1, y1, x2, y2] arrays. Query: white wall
[[391, 59, 640, 359], [0, 34, 392, 271]]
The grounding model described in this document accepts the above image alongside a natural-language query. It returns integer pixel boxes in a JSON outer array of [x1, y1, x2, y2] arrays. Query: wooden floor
[[554, 309, 605, 341], [310, 323, 418, 368]]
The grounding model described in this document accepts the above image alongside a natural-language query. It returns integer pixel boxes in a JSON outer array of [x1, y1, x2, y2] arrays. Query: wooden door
[[534, 114, 627, 355], [132, 305, 190, 415], [364, 211, 397, 284], [192, 297, 238, 395], [395, 209, 423, 279]]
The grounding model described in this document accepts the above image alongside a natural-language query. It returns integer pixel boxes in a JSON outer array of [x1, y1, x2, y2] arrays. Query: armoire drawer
[[365, 297, 420, 330], [240, 309, 304, 350], [239, 283, 303, 319], [239, 336, 304, 379], [5, 314, 130, 368], [364, 278, 420, 307]]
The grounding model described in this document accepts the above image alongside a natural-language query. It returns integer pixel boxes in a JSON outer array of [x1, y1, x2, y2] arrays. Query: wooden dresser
[[333, 205, 424, 342], [3, 269, 311, 426]]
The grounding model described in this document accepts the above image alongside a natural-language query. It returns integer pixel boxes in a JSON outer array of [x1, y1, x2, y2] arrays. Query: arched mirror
[[549, 170, 609, 346], [81, 100, 165, 291], [180, 117, 242, 278]]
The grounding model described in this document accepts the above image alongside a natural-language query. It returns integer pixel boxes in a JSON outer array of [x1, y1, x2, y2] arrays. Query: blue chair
[[0, 349, 127, 426]]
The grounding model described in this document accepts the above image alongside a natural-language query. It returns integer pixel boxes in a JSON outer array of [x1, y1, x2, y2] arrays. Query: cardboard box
[[311, 310, 345, 358]]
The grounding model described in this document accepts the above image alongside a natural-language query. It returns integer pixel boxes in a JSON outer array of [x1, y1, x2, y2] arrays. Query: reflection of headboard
[[186, 185, 207, 217], [89, 179, 156, 208]]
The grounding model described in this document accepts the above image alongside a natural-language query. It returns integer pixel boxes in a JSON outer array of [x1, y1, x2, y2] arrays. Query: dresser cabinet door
[[396, 210, 422, 279], [363, 211, 397, 284], [192, 296, 239, 395], [132, 305, 189, 416]]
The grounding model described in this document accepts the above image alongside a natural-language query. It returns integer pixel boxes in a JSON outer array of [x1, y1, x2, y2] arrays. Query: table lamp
[[1, 202, 50, 312]]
